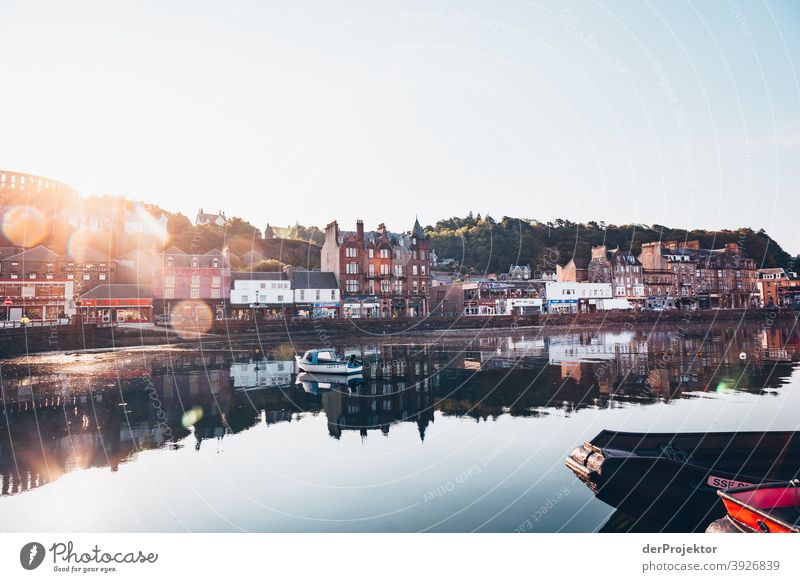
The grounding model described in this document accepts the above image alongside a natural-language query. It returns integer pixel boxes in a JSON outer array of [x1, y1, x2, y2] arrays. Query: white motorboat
[[295, 349, 363, 375]]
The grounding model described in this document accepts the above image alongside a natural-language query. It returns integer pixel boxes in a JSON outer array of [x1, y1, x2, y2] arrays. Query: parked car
[[154, 313, 185, 326]]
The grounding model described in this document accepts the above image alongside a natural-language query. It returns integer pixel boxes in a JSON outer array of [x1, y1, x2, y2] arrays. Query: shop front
[[295, 301, 340, 318], [0, 280, 74, 323], [464, 299, 497, 316], [343, 297, 380, 318], [79, 285, 153, 323], [546, 298, 578, 314]]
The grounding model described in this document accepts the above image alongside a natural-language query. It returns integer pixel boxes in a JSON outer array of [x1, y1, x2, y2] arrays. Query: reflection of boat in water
[[566, 430, 800, 523], [707, 480, 800, 533], [295, 349, 363, 374], [296, 372, 365, 394]]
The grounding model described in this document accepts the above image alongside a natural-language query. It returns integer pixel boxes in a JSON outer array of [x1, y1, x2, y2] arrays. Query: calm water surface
[[0, 320, 798, 532]]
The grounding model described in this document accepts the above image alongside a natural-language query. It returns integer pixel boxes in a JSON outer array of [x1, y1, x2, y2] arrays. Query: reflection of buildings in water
[[760, 325, 800, 362], [1, 324, 797, 498], [230, 359, 295, 389], [548, 331, 648, 365], [321, 381, 434, 441]]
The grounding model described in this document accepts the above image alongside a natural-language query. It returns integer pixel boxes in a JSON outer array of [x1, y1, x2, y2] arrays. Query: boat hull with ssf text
[[565, 430, 800, 523]]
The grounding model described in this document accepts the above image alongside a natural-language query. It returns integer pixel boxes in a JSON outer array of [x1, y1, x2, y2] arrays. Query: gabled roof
[[242, 250, 266, 262], [162, 246, 186, 255], [570, 257, 589, 269], [80, 284, 152, 299], [3, 245, 61, 263], [289, 271, 338, 290], [117, 248, 152, 261], [0, 246, 23, 260]]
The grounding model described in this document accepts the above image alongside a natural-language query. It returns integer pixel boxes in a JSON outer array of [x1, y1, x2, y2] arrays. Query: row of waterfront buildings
[[432, 240, 800, 316], [2, 234, 797, 324], [0, 216, 434, 323], [0, 167, 797, 322]]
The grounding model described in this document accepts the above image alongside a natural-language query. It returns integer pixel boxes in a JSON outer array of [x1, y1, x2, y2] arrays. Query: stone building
[[588, 246, 644, 301], [321, 219, 431, 317]]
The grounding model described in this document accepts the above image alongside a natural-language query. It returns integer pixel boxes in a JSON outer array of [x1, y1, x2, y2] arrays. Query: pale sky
[[1, 1, 798, 252]]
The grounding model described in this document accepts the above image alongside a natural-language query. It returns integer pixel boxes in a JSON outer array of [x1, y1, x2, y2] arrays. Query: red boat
[[708, 480, 800, 533]]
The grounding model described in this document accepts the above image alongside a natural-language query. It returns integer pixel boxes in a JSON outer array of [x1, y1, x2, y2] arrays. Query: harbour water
[[0, 320, 797, 532]]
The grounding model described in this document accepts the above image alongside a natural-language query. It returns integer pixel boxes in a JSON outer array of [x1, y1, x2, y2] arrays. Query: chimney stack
[[356, 219, 364, 241], [377, 223, 387, 236]]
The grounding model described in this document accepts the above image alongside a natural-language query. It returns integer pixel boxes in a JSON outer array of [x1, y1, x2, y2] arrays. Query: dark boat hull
[[566, 430, 800, 524]]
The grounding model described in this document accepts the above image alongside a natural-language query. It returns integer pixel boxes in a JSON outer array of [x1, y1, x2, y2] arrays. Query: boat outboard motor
[[349, 354, 356, 365]]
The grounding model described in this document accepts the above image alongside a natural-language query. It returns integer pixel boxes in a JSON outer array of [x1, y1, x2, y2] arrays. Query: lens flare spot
[[181, 406, 204, 428], [1, 206, 48, 247], [169, 300, 214, 337]]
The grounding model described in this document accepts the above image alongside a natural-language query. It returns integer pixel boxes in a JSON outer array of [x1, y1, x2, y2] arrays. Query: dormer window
[[212, 259, 219, 268], [191, 259, 199, 268], [166, 258, 174, 268]]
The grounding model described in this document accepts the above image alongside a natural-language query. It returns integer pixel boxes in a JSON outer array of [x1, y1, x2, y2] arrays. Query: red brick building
[[321, 219, 431, 317], [151, 247, 231, 320], [757, 268, 800, 307]]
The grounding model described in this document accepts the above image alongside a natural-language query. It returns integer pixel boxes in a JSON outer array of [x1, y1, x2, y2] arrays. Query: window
[[331, 290, 336, 300], [368, 264, 375, 276], [412, 251, 417, 260], [412, 265, 418, 275], [380, 264, 389, 275], [316, 290, 321, 300], [166, 258, 174, 267], [191, 259, 199, 268], [420, 251, 425, 260], [394, 265, 403, 277], [346, 280, 359, 293], [380, 248, 389, 259], [368, 248, 374, 258], [277, 294, 284, 302], [99, 273, 106, 280], [191, 275, 200, 286], [82, 274, 90, 280], [381, 280, 389, 293], [300, 290, 305, 300], [212, 259, 219, 268], [190, 288, 200, 298], [368, 282, 375, 295], [345, 247, 357, 258], [346, 262, 358, 274], [421, 265, 426, 275]]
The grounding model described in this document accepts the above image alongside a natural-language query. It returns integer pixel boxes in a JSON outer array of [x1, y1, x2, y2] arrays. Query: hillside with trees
[[425, 213, 796, 274]]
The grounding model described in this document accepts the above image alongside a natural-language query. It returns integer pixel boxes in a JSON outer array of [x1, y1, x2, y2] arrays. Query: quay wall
[[0, 309, 794, 357]]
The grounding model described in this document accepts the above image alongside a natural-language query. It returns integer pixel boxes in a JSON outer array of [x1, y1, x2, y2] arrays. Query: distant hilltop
[[0, 170, 795, 275]]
